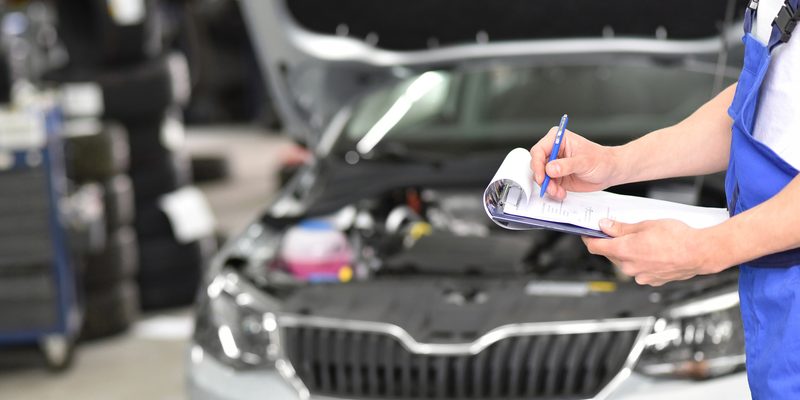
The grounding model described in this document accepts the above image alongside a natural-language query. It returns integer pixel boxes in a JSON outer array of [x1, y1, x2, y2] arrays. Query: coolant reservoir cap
[[281, 219, 353, 281], [298, 219, 335, 230]]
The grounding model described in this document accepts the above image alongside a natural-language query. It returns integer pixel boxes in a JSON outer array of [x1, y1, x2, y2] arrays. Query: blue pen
[[539, 114, 569, 198]]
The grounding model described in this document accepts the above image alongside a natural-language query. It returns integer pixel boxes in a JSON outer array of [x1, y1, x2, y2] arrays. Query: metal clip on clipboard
[[484, 177, 611, 238]]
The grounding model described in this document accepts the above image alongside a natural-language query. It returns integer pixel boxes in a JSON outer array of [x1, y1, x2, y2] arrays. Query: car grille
[[281, 319, 646, 399]]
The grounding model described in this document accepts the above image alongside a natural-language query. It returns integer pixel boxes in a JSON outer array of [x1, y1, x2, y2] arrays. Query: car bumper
[[187, 343, 750, 400]]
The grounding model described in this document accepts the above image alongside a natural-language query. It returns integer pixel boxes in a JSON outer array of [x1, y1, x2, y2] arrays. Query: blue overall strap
[[768, 0, 800, 50]]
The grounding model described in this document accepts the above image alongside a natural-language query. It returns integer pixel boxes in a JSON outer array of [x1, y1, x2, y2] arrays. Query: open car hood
[[240, 0, 745, 144]]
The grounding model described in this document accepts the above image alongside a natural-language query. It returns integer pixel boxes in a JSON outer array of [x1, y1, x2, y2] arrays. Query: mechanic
[[528, 0, 800, 397]]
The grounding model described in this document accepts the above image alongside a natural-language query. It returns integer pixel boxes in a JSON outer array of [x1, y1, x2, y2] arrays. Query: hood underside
[[239, 0, 745, 143], [285, 0, 746, 51]]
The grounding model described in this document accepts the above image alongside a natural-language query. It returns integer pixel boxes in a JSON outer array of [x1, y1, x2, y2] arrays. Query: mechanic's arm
[[532, 84, 737, 199], [584, 175, 800, 286], [614, 83, 737, 184]]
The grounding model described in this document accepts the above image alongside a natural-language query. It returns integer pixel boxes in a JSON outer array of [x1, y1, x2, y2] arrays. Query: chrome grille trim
[[270, 313, 655, 400], [279, 314, 650, 356]]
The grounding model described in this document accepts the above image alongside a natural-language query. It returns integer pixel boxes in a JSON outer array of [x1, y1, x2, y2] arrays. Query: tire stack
[[56, 0, 216, 310], [123, 108, 216, 310], [85, 0, 216, 309], [62, 116, 140, 340]]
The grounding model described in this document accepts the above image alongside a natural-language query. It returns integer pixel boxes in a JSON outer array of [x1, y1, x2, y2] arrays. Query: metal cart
[[0, 100, 81, 370]]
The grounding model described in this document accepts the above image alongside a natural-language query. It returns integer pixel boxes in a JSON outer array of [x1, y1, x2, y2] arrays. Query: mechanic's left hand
[[582, 219, 714, 287]]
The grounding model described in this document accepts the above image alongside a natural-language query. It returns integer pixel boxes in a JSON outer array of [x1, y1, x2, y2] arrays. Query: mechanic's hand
[[530, 128, 619, 201], [582, 219, 716, 287]]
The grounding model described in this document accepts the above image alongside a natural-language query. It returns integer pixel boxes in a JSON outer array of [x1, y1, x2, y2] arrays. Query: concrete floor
[[0, 125, 288, 400], [0, 311, 192, 400]]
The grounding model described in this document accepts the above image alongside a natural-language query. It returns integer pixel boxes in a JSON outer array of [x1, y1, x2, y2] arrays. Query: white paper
[[488, 147, 535, 200], [486, 148, 729, 231], [159, 186, 216, 243]]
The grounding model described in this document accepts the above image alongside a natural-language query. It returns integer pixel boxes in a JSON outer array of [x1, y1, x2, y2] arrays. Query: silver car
[[189, 1, 751, 399]]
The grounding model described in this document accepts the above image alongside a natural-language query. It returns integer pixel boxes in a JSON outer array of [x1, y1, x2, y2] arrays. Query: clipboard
[[484, 178, 610, 238], [483, 148, 729, 237]]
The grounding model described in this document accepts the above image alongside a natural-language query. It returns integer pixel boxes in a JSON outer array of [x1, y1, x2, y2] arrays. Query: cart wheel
[[39, 334, 75, 371]]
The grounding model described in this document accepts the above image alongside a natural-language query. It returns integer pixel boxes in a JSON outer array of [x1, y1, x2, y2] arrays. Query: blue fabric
[[725, 5, 800, 398]]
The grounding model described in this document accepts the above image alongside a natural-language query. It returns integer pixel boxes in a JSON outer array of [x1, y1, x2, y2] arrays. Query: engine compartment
[[227, 171, 737, 333], [271, 186, 618, 284], [269, 171, 729, 281]]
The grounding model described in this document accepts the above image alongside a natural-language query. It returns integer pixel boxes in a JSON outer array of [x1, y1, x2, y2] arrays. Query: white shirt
[[751, 0, 800, 169]]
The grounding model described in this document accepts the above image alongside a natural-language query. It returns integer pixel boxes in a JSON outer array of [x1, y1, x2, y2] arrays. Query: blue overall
[[725, 1, 800, 397]]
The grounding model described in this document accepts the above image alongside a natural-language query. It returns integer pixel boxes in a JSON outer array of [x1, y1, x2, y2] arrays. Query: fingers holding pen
[[530, 126, 559, 185], [545, 178, 567, 200]]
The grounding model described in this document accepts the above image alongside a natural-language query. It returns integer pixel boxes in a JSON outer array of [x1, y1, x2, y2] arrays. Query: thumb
[[546, 156, 590, 178], [598, 219, 641, 237]]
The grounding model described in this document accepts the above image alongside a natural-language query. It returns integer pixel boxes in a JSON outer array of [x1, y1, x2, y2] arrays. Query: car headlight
[[191, 222, 290, 370], [193, 269, 281, 370], [636, 290, 745, 379]]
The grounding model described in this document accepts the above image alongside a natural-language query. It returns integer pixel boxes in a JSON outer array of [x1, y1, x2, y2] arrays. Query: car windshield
[[336, 59, 736, 156]]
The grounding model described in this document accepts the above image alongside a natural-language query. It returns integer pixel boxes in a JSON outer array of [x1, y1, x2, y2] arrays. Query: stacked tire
[[56, 0, 216, 311], [87, 11, 213, 311], [63, 122, 140, 340], [124, 111, 216, 310]]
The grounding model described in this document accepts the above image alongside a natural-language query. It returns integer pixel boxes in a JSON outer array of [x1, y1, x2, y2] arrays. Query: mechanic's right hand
[[529, 127, 618, 201]]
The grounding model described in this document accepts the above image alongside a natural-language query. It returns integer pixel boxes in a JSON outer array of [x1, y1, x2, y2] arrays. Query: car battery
[[0, 93, 81, 369]]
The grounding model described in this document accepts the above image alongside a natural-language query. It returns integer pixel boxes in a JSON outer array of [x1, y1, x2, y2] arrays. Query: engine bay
[[224, 171, 737, 331], [269, 186, 619, 285], [268, 171, 724, 276]]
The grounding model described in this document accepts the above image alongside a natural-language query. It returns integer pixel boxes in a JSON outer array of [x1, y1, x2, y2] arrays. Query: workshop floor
[[0, 126, 289, 400]]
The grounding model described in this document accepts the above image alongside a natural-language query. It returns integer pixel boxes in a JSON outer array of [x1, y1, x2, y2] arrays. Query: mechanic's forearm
[[610, 84, 737, 186], [701, 175, 800, 272]]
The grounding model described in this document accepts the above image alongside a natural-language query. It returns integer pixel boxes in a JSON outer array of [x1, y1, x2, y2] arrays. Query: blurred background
[[0, 1, 749, 399], [0, 0, 292, 397]]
